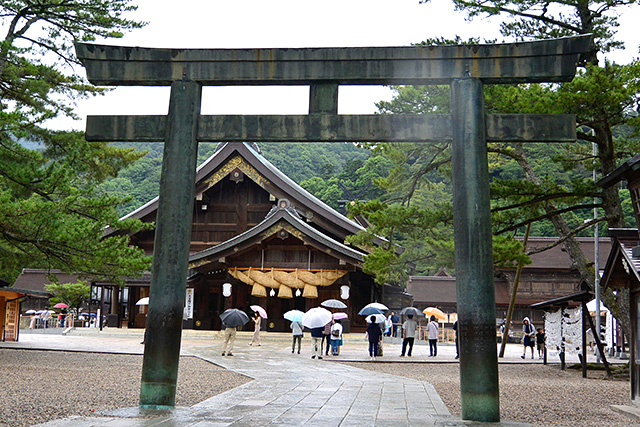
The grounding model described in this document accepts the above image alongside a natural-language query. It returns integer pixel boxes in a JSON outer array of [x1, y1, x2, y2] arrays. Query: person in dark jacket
[[310, 326, 324, 359], [391, 311, 400, 337], [365, 315, 383, 361]]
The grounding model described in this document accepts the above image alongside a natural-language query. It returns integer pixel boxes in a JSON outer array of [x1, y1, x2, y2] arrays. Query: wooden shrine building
[[599, 153, 640, 405], [107, 142, 377, 332]]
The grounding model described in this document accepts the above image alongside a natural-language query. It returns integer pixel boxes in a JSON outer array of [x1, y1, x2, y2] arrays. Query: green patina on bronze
[[139, 81, 202, 407], [451, 78, 500, 422], [77, 36, 591, 421]]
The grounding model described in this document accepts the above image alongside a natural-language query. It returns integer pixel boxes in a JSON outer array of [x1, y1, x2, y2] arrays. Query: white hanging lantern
[[340, 285, 350, 300], [222, 282, 232, 298], [295, 289, 301, 297]]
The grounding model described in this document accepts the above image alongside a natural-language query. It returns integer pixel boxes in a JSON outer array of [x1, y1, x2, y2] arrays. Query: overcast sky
[[49, 0, 640, 131]]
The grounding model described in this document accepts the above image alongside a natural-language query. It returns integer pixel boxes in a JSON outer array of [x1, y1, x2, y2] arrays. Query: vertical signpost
[[77, 36, 590, 421]]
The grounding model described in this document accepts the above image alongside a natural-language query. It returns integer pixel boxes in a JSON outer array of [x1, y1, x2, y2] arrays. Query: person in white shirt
[[330, 320, 343, 355], [427, 315, 439, 357], [400, 315, 417, 357], [291, 320, 303, 354]]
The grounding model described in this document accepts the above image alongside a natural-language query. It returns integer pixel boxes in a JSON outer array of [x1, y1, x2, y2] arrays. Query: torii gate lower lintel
[[77, 35, 591, 423]]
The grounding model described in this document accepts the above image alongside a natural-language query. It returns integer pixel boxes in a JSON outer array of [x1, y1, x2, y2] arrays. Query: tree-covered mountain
[[99, 142, 372, 216]]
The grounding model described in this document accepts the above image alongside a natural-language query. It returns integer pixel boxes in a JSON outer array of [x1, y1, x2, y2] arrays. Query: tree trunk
[[513, 145, 631, 340]]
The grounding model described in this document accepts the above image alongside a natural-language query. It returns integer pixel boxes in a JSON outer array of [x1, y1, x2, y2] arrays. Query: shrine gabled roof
[[110, 142, 366, 239], [0, 286, 51, 299], [598, 153, 640, 188], [600, 228, 640, 289], [188, 205, 365, 269]]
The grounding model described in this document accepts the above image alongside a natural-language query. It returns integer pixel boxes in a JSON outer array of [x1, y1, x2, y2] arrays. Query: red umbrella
[[53, 303, 69, 309]]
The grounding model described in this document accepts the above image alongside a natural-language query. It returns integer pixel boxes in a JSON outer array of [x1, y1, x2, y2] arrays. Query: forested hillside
[[98, 142, 372, 215]]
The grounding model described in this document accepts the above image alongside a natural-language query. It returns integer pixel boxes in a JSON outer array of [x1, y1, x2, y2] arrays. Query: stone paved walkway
[[181, 343, 449, 426], [4, 329, 540, 426]]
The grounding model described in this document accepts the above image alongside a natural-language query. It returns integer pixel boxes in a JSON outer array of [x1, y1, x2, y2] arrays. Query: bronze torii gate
[[76, 35, 590, 423]]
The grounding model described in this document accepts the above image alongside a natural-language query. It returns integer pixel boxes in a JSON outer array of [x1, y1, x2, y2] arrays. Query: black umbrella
[[358, 306, 384, 316], [219, 308, 250, 327], [399, 307, 424, 317]]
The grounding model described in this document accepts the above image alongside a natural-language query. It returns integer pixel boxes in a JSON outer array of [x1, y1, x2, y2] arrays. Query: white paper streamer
[[544, 307, 584, 356]]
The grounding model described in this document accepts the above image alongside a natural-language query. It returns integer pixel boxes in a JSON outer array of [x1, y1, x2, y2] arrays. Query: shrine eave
[[188, 206, 365, 269]]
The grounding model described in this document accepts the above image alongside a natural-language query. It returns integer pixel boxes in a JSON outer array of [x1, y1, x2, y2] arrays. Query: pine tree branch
[[495, 203, 603, 234]]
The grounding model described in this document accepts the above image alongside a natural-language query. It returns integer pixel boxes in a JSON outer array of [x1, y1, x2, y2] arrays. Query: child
[[536, 327, 545, 359]]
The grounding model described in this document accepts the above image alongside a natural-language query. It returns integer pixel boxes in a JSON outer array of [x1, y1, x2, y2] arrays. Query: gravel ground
[[2, 347, 637, 427], [0, 349, 251, 427], [349, 361, 639, 427]]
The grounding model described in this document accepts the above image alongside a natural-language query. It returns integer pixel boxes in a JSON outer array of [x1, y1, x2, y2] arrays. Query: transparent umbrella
[[399, 307, 424, 317], [321, 299, 347, 309]]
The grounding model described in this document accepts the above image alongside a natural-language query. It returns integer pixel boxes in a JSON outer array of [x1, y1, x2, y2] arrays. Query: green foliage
[[261, 142, 370, 184], [353, 0, 640, 312], [300, 154, 391, 209], [46, 280, 90, 311], [100, 142, 373, 215], [0, 2, 151, 284]]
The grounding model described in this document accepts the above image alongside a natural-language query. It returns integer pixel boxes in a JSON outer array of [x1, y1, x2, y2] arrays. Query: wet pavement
[[2, 328, 552, 426]]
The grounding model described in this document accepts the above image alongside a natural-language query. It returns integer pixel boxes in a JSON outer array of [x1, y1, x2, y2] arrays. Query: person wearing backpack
[[330, 319, 343, 355]]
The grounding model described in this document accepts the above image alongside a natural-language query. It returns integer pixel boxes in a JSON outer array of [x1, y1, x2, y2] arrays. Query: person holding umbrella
[[219, 308, 250, 356], [427, 315, 439, 357], [330, 319, 343, 355], [222, 323, 237, 356], [250, 311, 262, 346], [302, 307, 332, 359], [291, 319, 303, 354], [365, 315, 383, 361], [310, 326, 324, 359], [401, 314, 417, 357]]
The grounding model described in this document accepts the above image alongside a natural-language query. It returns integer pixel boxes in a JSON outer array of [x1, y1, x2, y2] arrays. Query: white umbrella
[[586, 299, 608, 313], [136, 297, 149, 306], [321, 299, 347, 309], [25, 309, 37, 315], [364, 302, 389, 311], [366, 314, 386, 323], [302, 307, 333, 329]]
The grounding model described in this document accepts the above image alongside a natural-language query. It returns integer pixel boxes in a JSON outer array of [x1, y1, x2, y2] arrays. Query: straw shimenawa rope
[[228, 267, 347, 299]]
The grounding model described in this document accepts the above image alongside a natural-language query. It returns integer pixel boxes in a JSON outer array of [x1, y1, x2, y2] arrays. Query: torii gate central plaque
[[77, 35, 590, 423]]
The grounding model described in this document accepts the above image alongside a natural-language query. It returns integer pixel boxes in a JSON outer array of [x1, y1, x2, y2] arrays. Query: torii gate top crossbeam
[[76, 35, 590, 86]]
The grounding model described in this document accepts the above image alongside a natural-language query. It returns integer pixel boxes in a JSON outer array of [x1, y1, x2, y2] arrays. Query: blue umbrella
[[358, 306, 384, 316], [284, 309, 304, 323]]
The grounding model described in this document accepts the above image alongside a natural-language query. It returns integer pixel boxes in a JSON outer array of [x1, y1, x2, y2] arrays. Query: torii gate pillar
[[451, 78, 499, 421], [139, 81, 201, 407]]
